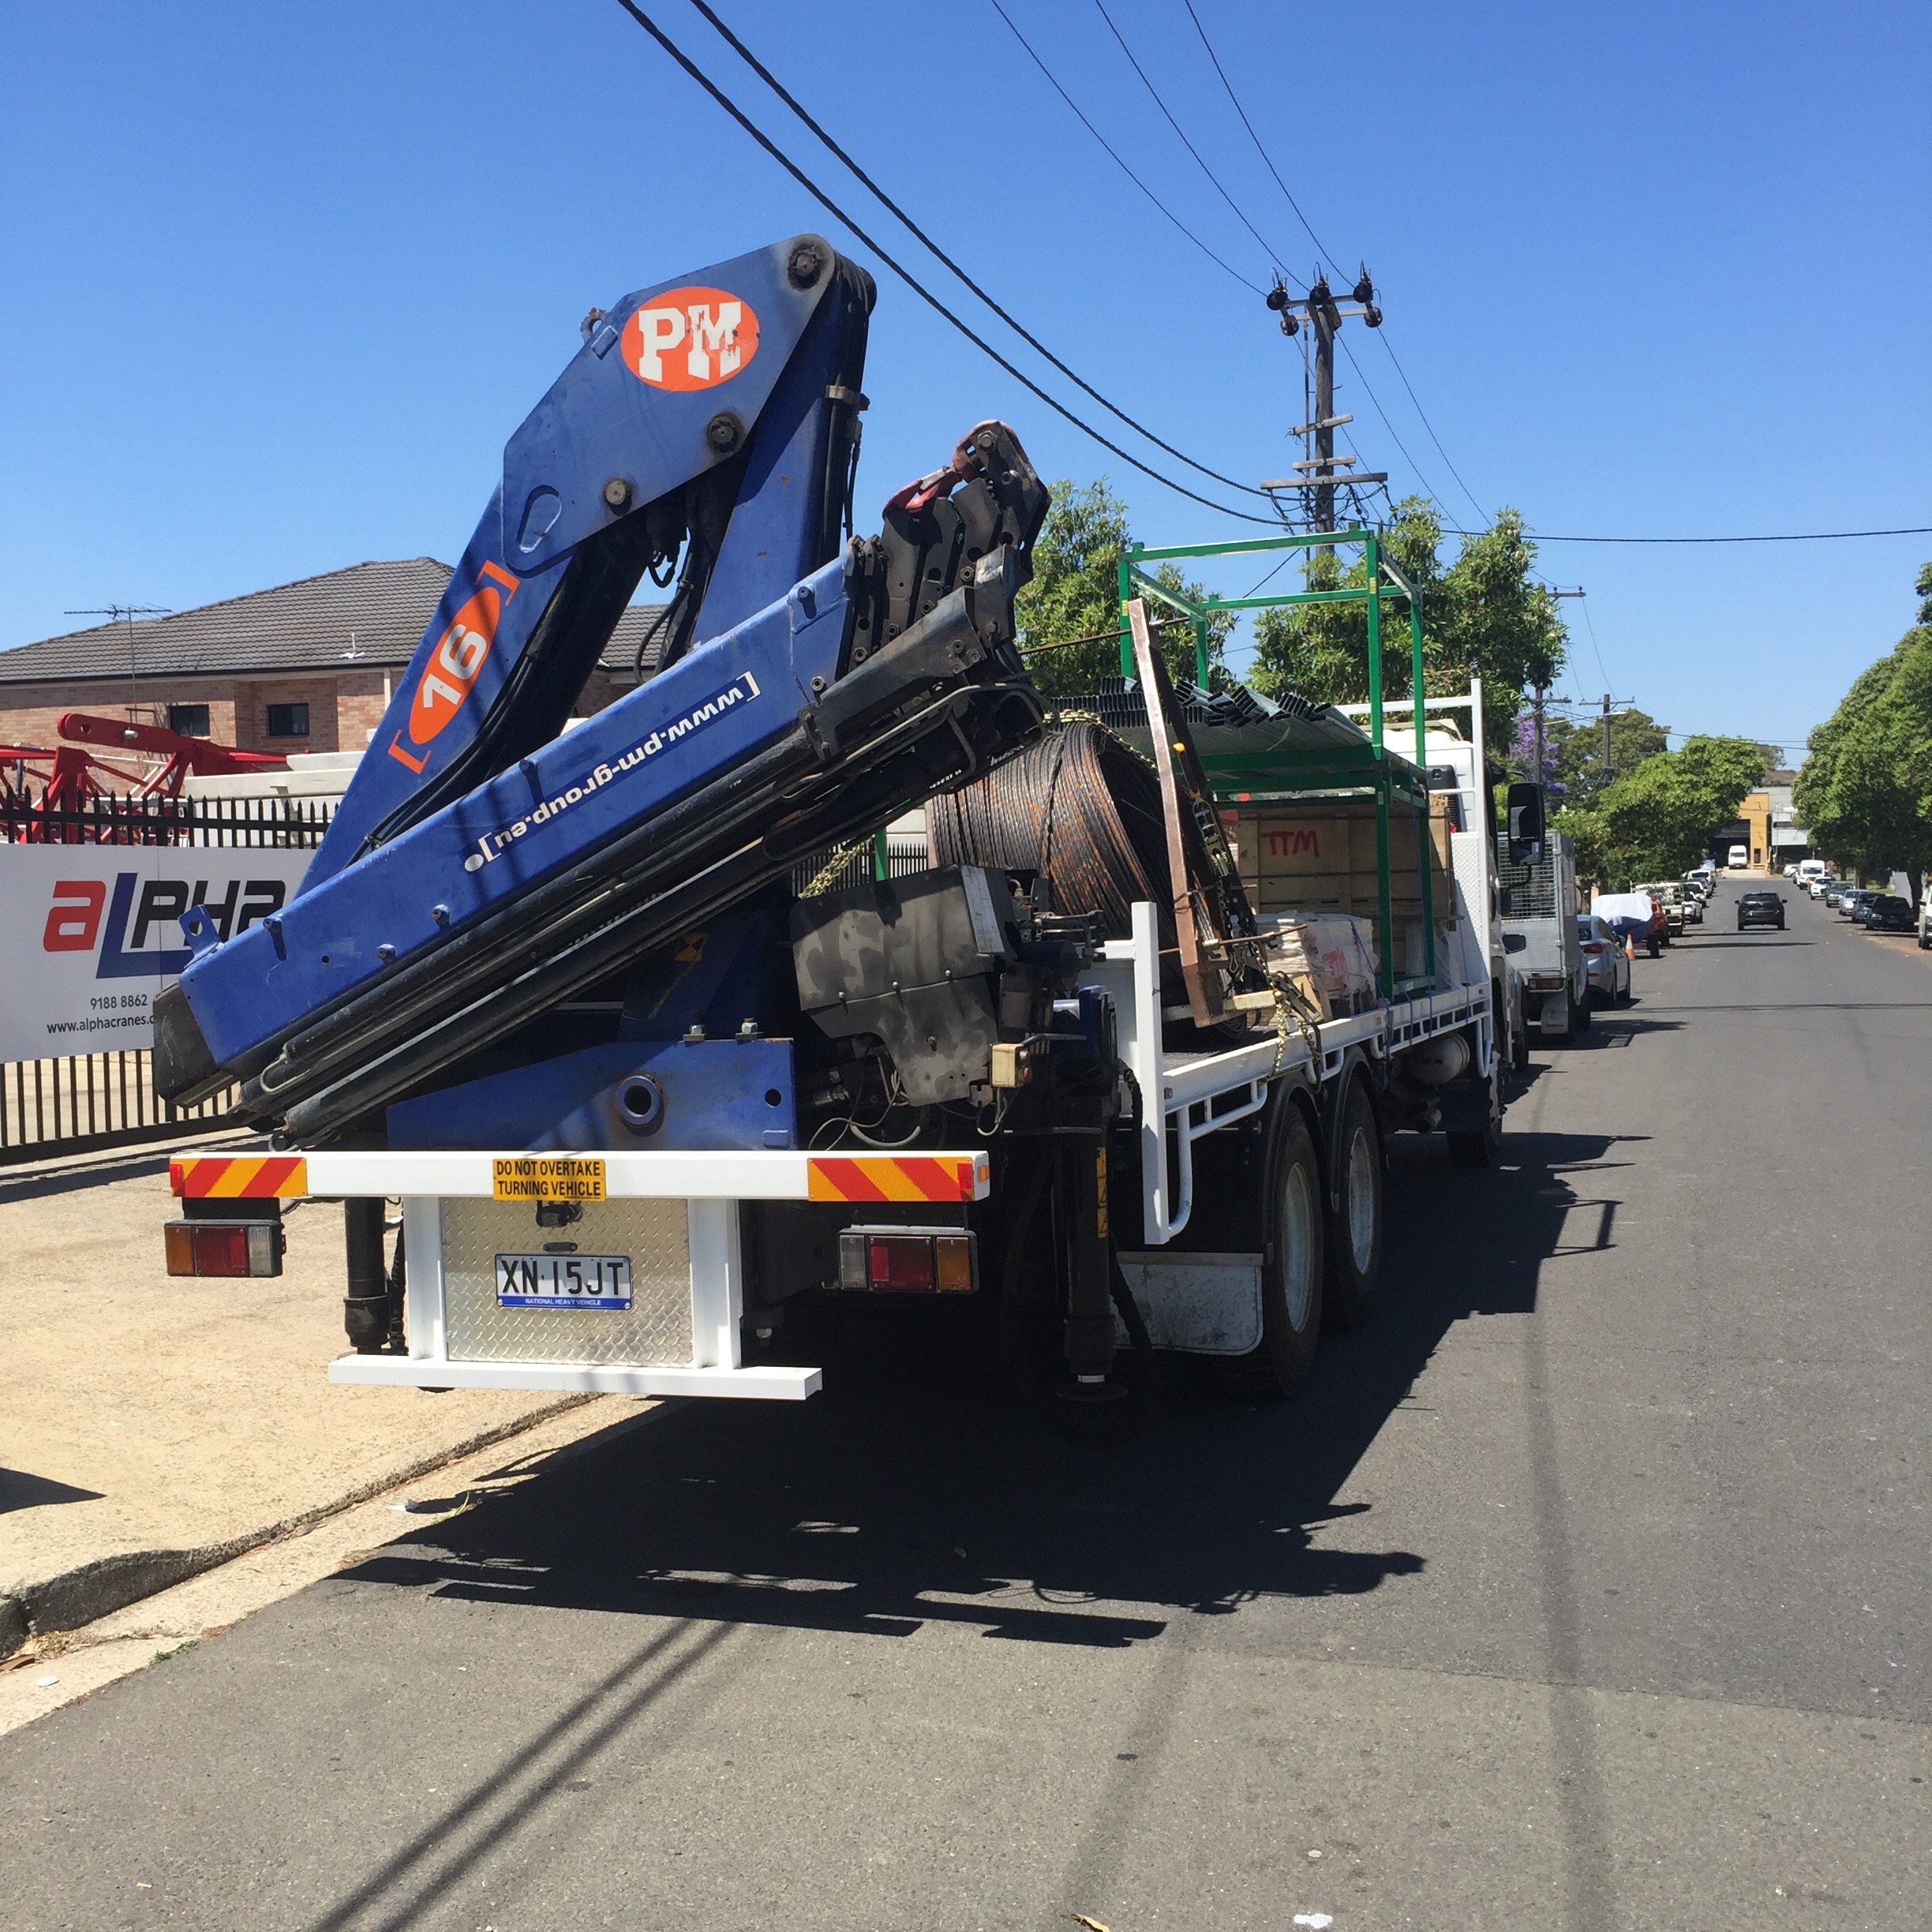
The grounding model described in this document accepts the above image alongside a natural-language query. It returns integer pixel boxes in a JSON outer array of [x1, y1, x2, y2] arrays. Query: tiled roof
[[0, 559, 667, 686]]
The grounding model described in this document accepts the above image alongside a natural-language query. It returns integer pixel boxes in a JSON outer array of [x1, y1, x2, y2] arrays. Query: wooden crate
[[1230, 796, 1455, 920]]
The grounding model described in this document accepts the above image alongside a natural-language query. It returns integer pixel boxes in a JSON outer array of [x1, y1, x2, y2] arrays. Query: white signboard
[[0, 844, 313, 1062]]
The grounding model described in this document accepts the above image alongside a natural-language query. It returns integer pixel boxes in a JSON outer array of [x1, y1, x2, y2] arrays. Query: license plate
[[494, 1252, 632, 1310]]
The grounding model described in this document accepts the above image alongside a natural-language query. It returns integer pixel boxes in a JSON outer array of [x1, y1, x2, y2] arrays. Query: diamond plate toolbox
[[440, 1198, 694, 1365]]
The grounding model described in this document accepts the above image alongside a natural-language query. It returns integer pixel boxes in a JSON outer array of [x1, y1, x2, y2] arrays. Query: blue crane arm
[[151, 240, 1050, 1143]]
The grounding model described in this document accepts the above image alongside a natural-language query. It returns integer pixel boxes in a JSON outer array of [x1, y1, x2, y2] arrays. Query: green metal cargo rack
[[1116, 526, 1439, 996]]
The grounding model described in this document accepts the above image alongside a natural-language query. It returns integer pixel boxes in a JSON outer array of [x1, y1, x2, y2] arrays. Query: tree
[[1013, 478, 1233, 698], [1249, 498, 1566, 759], [1794, 570, 1932, 901], [1556, 735, 1767, 888]]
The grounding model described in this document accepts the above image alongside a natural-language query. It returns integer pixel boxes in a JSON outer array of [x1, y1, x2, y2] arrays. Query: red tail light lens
[[867, 1234, 934, 1290], [1580, 941, 1605, 956]]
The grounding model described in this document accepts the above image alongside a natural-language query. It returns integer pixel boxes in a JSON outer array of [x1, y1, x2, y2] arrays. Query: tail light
[[165, 1218, 283, 1277], [837, 1227, 978, 1294], [1580, 942, 1605, 957]]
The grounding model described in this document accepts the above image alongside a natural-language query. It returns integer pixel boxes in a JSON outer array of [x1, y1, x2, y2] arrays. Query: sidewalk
[[2, 1139, 615, 1654]]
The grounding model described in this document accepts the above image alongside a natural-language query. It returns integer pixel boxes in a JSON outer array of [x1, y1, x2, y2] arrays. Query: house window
[[167, 703, 210, 738], [266, 702, 309, 739]]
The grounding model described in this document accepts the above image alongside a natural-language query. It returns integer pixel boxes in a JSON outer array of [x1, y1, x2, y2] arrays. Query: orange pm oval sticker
[[621, 286, 759, 392]]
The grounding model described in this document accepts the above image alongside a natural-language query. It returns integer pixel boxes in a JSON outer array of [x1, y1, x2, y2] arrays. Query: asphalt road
[[5, 879, 1927, 1931]]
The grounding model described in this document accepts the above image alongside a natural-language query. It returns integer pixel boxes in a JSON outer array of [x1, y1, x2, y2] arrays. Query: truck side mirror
[[1507, 782, 1545, 865]]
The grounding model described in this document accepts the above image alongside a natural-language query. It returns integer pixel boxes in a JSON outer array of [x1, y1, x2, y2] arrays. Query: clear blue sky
[[3, 0, 1926, 757]]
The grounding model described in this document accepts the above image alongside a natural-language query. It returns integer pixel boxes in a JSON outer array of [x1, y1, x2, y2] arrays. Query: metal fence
[[1, 793, 332, 1163], [0, 792, 333, 848]]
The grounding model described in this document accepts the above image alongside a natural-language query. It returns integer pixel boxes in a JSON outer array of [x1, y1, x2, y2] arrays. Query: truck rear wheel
[[1231, 1096, 1324, 1398], [1447, 1058, 1503, 1169], [1324, 1078, 1383, 1331]]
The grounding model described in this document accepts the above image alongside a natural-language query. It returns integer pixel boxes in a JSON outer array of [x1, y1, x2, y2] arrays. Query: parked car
[[1781, 863, 1799, 879], [1737, 889, 1786, 930], [1847, 889, 1885, 925], [1727, 844, 1750, 869], [1864, 895, 1915, 933], [1824, 881, 1856, 910], [1577, 913, 1633, 1006], [1634, 882, 1686, 937], [1807, 874, 1835, 900], [1920, 888, 1932, 951], [1797, 859, 1829, 887]]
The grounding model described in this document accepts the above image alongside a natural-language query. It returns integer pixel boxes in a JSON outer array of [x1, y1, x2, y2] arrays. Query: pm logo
[[388, 560, 519, 774], [621, 286, 759, 392]]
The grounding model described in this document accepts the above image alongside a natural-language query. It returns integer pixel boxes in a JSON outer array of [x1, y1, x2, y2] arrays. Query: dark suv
[[1865, 895, 1915, 933], [1737, 890, 1786, 930]]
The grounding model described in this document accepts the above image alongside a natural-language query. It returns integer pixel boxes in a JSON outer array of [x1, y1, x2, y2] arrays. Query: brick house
[[0, 559, 665, 776]]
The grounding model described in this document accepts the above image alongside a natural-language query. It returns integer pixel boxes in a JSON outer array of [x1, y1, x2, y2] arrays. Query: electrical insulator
[[1265, 280, 1290, 313], [1363, 303, 1383, 328]]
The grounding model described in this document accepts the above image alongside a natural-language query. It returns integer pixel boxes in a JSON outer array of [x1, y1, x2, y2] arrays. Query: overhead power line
[[1091, 0, 1294, 276], [985, 0, 1266, 296], [680, 0, 1267, 502], [1452, 524, 1932, 545], [1334, 336, 1451, 511], [607, 0, 1274, 526], [1372, 329, 1489, 522], [1178, 0, 1343, 278]]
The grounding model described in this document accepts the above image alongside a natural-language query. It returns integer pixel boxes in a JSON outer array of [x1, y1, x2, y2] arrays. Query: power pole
[[1533, 683, 1548, 787], [1601, 692, 1613, 782], [1311, 283, 1338, 542], [1261, 269, 1385, 554]]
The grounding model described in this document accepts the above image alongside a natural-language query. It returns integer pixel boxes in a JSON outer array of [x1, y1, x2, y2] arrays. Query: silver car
[[1577, 913, 1632, 1007]]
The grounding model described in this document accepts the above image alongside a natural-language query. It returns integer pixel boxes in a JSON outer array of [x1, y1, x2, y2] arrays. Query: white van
[[1797, 858, 1828, 886], [1727, 844, 1750, 869]]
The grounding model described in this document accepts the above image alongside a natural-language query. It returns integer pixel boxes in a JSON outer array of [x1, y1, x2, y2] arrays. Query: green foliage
[[1794, 572, 1932, 901], [1541, 706, 1672, 807], [1013, 478, 1233, 697], [1249, 498, 1567, 759], [1556, 735, 1768, 888]]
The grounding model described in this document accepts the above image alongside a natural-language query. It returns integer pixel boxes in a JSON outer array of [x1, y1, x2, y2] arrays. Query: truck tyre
[[1323, 1078, 1383, 1331], [1512, 1015, 1531, 1071], [1573, 989, 1593, 1032], [1233, 1096, 1324, 1398], [1447, 1058, 1503, 1169]]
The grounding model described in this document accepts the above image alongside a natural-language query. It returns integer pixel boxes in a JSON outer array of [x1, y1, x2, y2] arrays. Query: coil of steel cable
[[928, 721, 1178, 954]]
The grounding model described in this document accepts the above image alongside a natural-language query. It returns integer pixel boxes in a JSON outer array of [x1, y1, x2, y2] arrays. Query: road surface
[[4, 878, 1927, 1930]]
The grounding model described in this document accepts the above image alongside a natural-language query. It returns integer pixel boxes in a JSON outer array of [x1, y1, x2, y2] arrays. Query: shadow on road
[[0, 1468, 103, 1515], [343, 1129, 1633, 1651]]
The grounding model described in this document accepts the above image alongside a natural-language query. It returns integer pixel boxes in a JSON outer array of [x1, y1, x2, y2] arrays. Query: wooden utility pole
[[1260, 271, 1384, 552]]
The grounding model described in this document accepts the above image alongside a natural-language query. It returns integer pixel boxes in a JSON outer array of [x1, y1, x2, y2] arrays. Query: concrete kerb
[[0, 1393, 597, 1660]]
